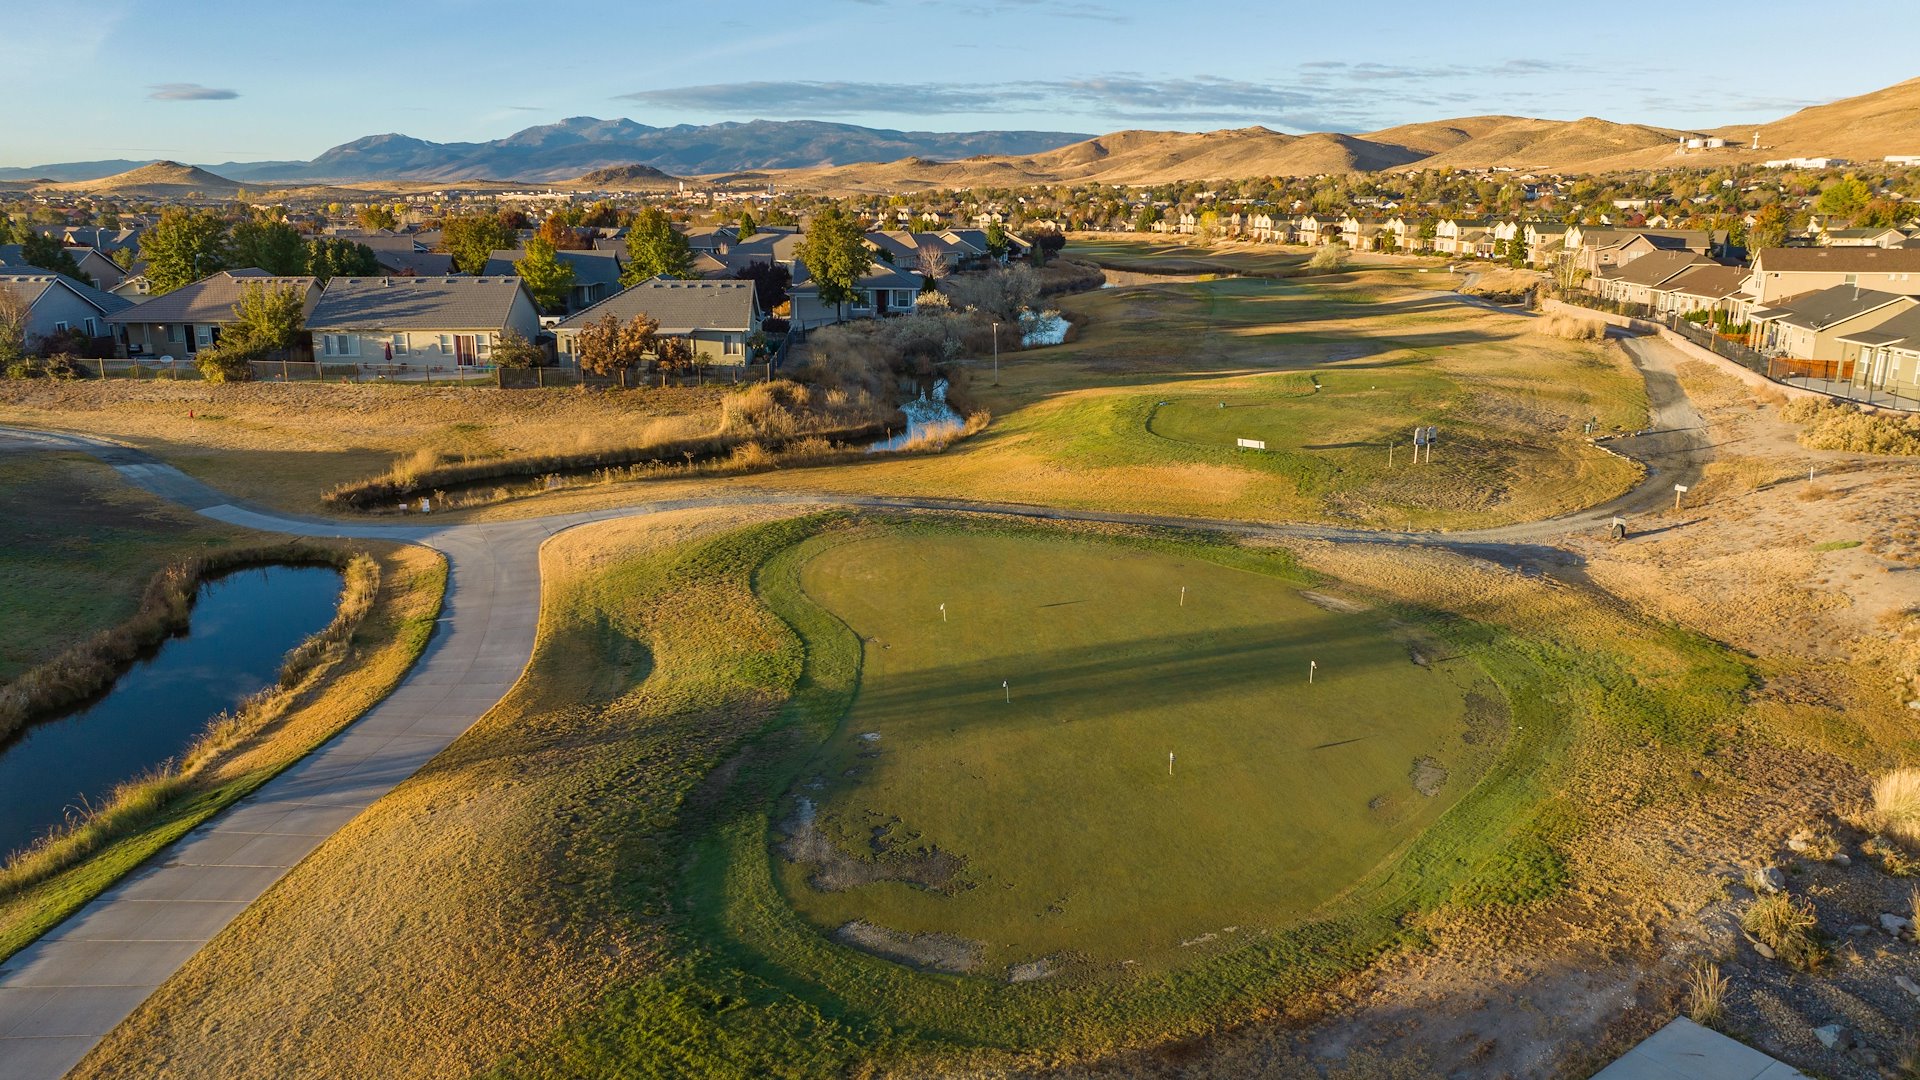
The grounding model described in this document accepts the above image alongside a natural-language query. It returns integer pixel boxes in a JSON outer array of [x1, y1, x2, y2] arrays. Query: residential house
[[1838, 306, 1920, 398], [1339, 215, 1383, 250], [1817, 227, 1907, 249], [1524, 223, 1570, 266], [0, 272, 134, 349], [482, 247, 625, 314], [1650, 264, 1751, 320], [1248, 213, 1292, 243], [304, 276, 541, 369], [1433, 218, 1490, 256], [106, 270, 320, 358], [1296, 215, 1336, 247], [789, 260, 922, 327], [1744, 247, 1920, 307], [866, 231, 986, 275], [1748, 285, 1916, 378], [1591, 251, 1715, 308], [0, 243, 126, 291], [552, 278, 760, 368]]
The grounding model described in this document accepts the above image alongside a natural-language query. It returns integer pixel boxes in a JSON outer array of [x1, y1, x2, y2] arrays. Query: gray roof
[[306, 276, 531, 331], [791, 258, 922, 292], [482, 248, 624, 289], [1836, 305, 1920, 349], [1660, 264, 1749, 300], [1754, 246, 1920, 274], [373, 249, 456, 276], [1610, 251, 1714, 288], [1755, 285, 1913, 331], [553, 278, 757, 334], [107, 270, 318, 325], [0, 272, 135, 317]]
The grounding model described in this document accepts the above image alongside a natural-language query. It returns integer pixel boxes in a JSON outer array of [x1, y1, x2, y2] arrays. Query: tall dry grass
[[1685, 959, 1729, 1029], [1873, 767, 1920, 847], [0, 552, 381, 900], [1741, 893, 1825, 970], [1535, 312, 1607, 341]]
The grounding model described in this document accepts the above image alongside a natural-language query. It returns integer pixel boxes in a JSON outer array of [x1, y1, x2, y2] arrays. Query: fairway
[[779, 528, 1502, 974]]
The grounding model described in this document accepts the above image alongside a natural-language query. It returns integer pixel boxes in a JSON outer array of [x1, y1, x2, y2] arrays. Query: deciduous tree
[[574, 312, 659, 376], [441, 214, 517, 276], [140, 207, 232, 293], [306, 238, 379, 282], [19, 233, 90, 285], [356, 204, 399, 231], [620, 207, 694, 285], [492, 328, 542, 369], [795, 207, 873, 322], [515, 238, 576, 313], [230, 218, 308, 276]]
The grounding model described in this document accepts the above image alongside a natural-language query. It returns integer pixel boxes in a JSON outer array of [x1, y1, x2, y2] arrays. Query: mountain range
[[5, 78, 1918, 191]]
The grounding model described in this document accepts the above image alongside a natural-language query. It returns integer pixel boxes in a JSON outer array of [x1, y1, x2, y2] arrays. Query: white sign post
[[1168, 751, 1174, 776], [1236, 437, 1267, 450], [1673, 482, 1689, 510]]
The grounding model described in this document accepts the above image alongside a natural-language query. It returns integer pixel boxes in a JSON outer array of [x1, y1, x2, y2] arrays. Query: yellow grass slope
[[48, 161, 243, 198], [1719, 76, 1920, 161]]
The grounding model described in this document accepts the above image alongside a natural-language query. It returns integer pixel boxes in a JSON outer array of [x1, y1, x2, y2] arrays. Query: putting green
[[779, 528, 1504, 973]]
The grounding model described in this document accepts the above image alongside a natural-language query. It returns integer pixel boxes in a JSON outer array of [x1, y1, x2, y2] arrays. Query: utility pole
[[991, 321, 999, 385]]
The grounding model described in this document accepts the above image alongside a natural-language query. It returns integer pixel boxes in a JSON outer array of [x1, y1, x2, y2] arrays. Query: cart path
[[0, 329, 1706, 1078]]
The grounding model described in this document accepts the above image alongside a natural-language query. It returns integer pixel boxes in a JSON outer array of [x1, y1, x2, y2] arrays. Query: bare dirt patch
[[834, 920, 984, 975]]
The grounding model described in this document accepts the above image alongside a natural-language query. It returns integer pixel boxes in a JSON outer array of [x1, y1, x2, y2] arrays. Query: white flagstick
[[1179, 586, 1186, 607], [1310, 659, 1317, 683], [1168, 751, 1174, 776], [939, 602, 946, 622], [1003, 679, 1010, 704]]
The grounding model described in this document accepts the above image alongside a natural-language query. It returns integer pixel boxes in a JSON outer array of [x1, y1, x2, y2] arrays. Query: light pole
[[991, 321, 999, 385]]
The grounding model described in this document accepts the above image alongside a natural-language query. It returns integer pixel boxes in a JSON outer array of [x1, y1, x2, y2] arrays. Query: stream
[[0, 564, 344, 859]]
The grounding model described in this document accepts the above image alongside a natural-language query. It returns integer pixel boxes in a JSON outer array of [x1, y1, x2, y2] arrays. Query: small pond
[[0, 564, 343, 859]]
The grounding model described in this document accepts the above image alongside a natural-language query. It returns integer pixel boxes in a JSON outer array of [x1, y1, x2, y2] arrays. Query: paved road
[[0, 328, 1709, 1078]]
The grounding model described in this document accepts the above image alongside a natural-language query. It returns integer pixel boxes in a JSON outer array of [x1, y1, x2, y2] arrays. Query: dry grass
[[1685, 959, 1730, 1029], [1535, 312, 1607, 341], [1741, 893, 1825, 971], [1873, 768, 1920, 847], [1783, 398, 1920, 456]]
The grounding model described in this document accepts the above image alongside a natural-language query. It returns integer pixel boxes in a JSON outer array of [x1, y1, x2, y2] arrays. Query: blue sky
[[7, 0, 1915, 166]]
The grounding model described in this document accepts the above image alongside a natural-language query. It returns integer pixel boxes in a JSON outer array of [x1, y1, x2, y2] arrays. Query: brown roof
[[1753, 247, 1920, 274], [1660, 264, 1749, 300], [1611, 251, 1714, 288]]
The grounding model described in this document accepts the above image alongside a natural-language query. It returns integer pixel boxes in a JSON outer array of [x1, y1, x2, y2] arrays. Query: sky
[[5, 0, 1916, 167]]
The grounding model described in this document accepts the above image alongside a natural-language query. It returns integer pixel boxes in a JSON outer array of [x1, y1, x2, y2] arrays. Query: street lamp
[[991, 321, 999, 385]]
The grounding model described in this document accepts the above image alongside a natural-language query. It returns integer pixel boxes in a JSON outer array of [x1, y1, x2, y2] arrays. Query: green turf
[[780, 529, 1494, 971]]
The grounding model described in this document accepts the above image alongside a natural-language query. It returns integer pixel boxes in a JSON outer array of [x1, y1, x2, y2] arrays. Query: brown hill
[[565, 163, 680, 190], [1361, 116, 1525, 155], [1716, 77, 1920, 160], [49, 160, 243, 197], [1396, 116, 1693, 173]]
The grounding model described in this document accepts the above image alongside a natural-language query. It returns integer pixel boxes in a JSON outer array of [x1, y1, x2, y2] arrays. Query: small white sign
[[1673, 483, 1689, 493], [1236, 438, 1267, 450]]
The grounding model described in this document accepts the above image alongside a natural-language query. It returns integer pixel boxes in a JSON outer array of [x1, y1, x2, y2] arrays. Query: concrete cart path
[[0, 327, 1717, 1077]]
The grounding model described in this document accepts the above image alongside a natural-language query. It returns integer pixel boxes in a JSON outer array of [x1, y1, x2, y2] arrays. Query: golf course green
[[777, 528, 1504, 974]]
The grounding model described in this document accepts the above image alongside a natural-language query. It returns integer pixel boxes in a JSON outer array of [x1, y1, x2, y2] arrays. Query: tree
[[306, 238, 379, 282], [1307, 243, 1348, 273], [916, 246, 950, 284], [1193, 211, 1220, 246], [0, 285, 29, 369], [515, 238, 576, 313], [574, 312, 658, 377], [492, 329, 543, 369], [536, 216, 588, 250], [794, 207, 873, 322], [230, 218, 308, 275], [1814, 175, 1870, 220], [655, 335, 695, 377], [228, 281, 308, 353], [140, 207, 232, 293], [1551, 252, 1589, 295], [620, 207, 694, 285], [737, 211, 757, 239], [0, 214, 16, 246], [19, 233, 90, 285], [109, 247, 136, 272], [357, 204, 399, 231], [441, 214, 517, 275], [1132, 205, 1160, 233], [1750, 204, 1790, 250], [1030, 230, 1065, 268], [984, 221, 1009, 260], [733, 261, 791, 313]]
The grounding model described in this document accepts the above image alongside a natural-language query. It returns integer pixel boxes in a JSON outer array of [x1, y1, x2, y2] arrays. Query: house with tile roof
[[304, 276, 540, 369]]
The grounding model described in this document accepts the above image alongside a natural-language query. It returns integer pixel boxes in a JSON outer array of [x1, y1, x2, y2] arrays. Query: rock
[[1752, 940, 1777, 960], [1813, 1024, 1845, 1050], [1787, 832, 1811, 852], [1830, 852, 1851, 866], [1897, 975, 1920, 1001], [1879, 913, 1913, 936], [1848, 923, 1872, 936], [1756, 867, 1787, 893]]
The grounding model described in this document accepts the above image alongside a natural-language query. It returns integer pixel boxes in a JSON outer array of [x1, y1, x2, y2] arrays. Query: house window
[[724, 336, 740, 356], [392, 334, 408, 355], [84, 318, 98, 337], [195, 325, 213, 348], [438, 334, 452, 352], [1844, 274, 1858, 286], [53, 321, 69, 333], [894, 290, 914, 307], [322, 334, 361, 358], [476, 334, 491, 356]]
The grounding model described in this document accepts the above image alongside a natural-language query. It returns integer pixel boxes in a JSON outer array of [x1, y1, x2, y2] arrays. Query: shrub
[[492, 329, 543, 369], [1782, 399, 1920, 456], [1874, 768, 1920, 847], [1741, 893, 1825, 970], [194, 340, 257, 383], [1308, 243, 1349, 273]]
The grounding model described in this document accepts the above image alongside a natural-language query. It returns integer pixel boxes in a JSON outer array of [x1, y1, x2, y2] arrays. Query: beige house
[[1745, 247, 1920, 306], [106, 270, 320, 358], [1592, 251, 1714, 308], [1839, 306, 1920, 398], [304, 276, 541, 370], [1650, 264, 1750, 319], [1433, 218, 1489, 256], [553, 278, 760, 367], [1749, 286, 1916, 377]]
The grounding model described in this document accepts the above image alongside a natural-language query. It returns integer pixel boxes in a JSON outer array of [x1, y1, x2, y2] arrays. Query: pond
[[870, 378, 964, 453], [0, 564, 344, 859]]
